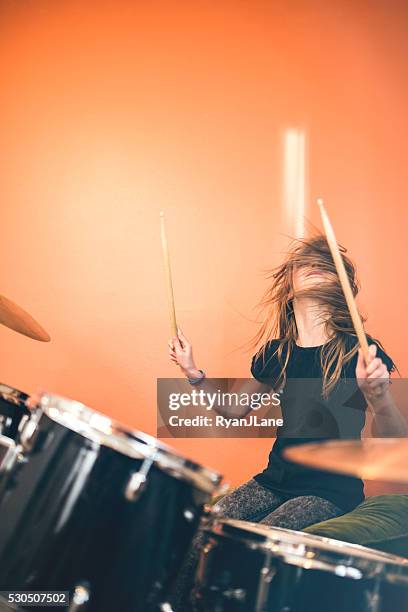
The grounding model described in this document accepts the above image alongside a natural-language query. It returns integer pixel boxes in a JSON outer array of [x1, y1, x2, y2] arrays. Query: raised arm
[[356, 344, 408, 436], [168, 329, 273, 417]]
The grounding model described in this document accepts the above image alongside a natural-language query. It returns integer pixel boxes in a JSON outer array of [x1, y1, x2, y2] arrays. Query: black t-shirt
[[250, 336, 394, 512]]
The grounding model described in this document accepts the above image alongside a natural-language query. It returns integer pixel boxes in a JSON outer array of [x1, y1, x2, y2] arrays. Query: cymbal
[[0, 294, 50, 342], [284, 439, 408, 482]]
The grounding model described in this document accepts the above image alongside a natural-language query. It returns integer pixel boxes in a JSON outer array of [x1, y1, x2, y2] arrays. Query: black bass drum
[[0, 393, 222, 612], [192, 519, 408, 612]]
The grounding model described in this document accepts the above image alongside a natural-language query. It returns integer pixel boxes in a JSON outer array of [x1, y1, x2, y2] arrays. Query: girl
[[168, 235, 400, 609]]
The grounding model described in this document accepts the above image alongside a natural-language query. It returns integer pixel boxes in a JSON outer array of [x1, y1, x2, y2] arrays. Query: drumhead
[[39, 393, 222, 493], [207, 519, 408, 581]]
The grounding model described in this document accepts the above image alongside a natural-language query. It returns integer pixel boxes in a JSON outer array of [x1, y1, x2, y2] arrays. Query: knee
[[212, 499, 226, 515], [211, 489, 236, 516]]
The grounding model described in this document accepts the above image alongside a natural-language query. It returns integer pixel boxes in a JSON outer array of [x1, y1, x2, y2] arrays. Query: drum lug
[[19, 408, 42, 452], [17, 414, 31, 436], [125, 453, 157, 501], [365, 579, 381, 612], [183, 508, 196, 522], [222, 588, 246, 602], [16, 451, 28, 465], [0, 438, 24, 475], [255, 563, 277, 611], [68, 583, 90, 611]]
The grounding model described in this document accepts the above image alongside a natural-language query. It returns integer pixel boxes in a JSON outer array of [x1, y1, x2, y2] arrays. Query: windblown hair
[[250, 234, 381, 397]]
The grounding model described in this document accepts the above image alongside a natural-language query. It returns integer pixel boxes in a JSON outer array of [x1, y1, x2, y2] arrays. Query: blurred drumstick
[[317, 198, 370, 364], [0, 294, 50, 342], [160, 211, 178, 337]]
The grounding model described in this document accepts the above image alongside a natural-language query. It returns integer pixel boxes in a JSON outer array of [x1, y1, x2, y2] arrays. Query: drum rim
[[0, 434, 20, 473], [0, 382, 29, 406], [206, 519, 408, 579], [39, 392, 222, 493], [0, 435, 15, 450]]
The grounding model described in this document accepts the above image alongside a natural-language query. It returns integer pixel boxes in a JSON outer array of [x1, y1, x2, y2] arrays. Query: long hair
[[249, 234, 381, 397]]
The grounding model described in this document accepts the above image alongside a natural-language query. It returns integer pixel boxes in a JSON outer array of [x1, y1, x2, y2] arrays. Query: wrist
[[182, 366, 202, 379], [187, 368, 205, 385], [363, 385, 391, 406]]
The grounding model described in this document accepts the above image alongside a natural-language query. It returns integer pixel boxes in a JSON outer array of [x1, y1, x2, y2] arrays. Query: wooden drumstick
[[160, 211, 178, 338], [317, 198, 370, 364]]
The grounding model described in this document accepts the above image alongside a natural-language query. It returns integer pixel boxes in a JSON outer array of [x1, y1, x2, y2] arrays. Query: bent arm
[[168, 328, 274, 417]]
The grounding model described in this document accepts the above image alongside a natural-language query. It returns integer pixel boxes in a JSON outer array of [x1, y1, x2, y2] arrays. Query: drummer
[[168, 234, 403, 608]]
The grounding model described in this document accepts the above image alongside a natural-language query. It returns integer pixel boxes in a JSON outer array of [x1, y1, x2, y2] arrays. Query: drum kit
[[0, 294, 407, 611]]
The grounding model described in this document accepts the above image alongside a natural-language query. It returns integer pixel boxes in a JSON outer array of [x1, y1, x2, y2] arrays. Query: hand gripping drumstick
[[317, 198, 370, 365], [160, 211, 178, 338]]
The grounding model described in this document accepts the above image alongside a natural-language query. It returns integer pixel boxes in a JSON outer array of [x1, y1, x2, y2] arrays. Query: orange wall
[[0, 0, 407, 488]]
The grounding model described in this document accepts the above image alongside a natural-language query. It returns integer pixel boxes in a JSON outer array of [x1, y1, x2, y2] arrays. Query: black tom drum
[[0, 393, 222, 612], [193, 519, 408, 612]]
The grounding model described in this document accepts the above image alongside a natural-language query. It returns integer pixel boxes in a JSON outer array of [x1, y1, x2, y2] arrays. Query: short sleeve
[[370, 341, 395, 374], [346, 336, 395, 378], [250, 340, 281, 384]]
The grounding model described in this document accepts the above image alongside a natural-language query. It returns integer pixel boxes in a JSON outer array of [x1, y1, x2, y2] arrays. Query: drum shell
[[0, 412, 210, 612], [193, 528, 408, 612]]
